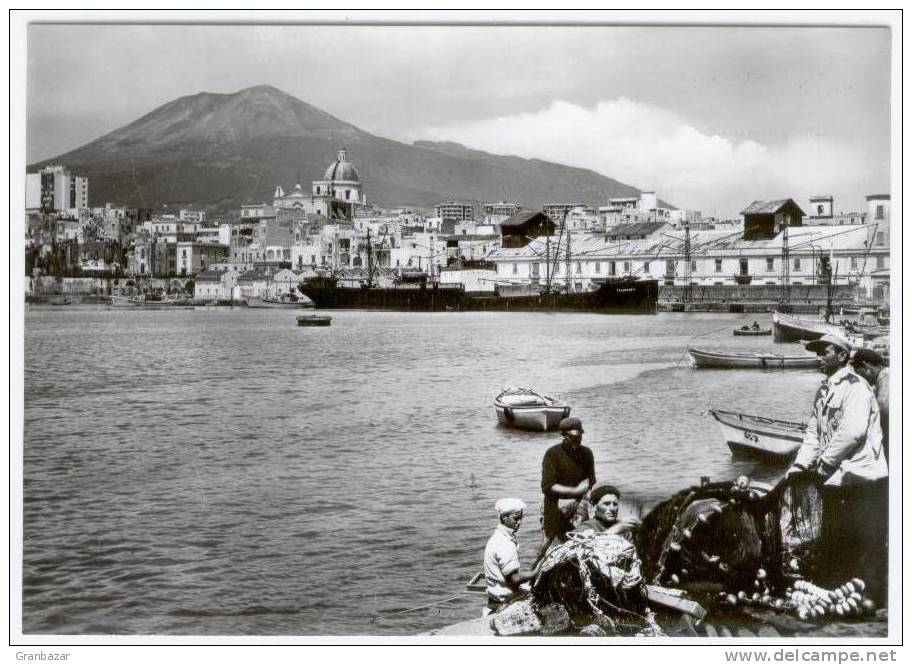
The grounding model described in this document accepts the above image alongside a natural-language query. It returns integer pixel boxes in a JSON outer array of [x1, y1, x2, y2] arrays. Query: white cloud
[[411, 98, 882, 217]]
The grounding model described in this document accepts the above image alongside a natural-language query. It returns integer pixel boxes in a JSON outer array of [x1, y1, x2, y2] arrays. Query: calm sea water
[[22, 307, 823, 635]]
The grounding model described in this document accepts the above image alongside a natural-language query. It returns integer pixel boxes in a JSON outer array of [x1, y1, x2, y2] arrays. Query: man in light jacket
[[787, 333, 888, 605], [788, 334, 887, 485]]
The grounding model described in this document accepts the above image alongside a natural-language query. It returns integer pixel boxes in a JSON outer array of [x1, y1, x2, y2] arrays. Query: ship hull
[[301, 282, 465, 311], [462, 279, 658, 314], [301, 277, 657, 313]]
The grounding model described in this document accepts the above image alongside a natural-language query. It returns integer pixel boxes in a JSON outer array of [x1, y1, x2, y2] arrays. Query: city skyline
[[25, 20, 893, 217]]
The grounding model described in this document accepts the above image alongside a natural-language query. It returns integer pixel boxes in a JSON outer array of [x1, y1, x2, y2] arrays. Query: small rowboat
[[733, 327, 771, 336], [297, 314, 332, 327], [494, 387, 570, 431], [687, 347, 820, 369], [709, 409, 806, 462], [772, 311, 843, 344]]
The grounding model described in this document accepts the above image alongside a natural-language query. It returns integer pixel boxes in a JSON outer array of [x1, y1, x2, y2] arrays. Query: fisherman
[[571, 482, 642, 541], [483, 498, 539, 614], [751, 320, 761, 331], [786, 333, 888, 603], [851, 348, 889, 461], [534, 416, 596, 566], [786, 333, 886, 485]]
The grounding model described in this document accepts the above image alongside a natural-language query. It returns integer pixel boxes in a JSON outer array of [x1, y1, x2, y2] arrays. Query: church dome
[[323, 148, 360, 182]]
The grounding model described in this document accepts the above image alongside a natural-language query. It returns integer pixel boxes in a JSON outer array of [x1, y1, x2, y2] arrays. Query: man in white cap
[[483, 498, 539, 613], [787, 333, 888, 604], [787, 333, 886, 485]]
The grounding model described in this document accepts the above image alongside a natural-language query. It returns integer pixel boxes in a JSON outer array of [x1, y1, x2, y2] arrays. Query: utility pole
[[545, 234, 551, 295], [781, 221, 790, 304]]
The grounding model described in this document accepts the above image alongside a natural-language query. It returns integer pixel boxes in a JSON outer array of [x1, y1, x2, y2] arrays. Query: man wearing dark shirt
[[533, 416, 595, 566]]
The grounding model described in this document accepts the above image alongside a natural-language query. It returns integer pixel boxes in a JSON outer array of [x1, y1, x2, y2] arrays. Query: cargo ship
[[301, 275, 657, 313], [300, 275, 465, 311]]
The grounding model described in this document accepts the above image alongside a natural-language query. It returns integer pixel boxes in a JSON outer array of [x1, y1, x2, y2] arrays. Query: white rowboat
[[709, 409, 806, 462], [494, 387, 571, 432]]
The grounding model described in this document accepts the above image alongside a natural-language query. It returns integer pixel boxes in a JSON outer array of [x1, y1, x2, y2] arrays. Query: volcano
[[28, 85, 664, 213]]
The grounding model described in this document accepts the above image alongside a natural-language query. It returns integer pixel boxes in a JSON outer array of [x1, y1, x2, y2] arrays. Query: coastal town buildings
[[485, 195, 890, 303], [22, 149, 891, 307]]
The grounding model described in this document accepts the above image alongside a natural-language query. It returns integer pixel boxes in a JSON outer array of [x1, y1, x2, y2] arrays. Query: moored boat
[[494, 387, 570, 431], [733, 327, 771, 336], [687, 347, 820, 370], [709, 409, 806, 461], [772, 311, 842, 343], [297, 314, 332, 326], [247, 292, 314, 308]]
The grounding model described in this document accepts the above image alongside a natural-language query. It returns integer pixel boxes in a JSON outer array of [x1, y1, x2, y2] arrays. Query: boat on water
[[772, 311, 843, 344], [733, 326, 771, 336], [297, 314, 332, 327], [247, 292, 314, 308], [494, 387, 571, 431], [47, 295, 72, 306], [687, 346, 820, 370], [708, 409, 806, 461], [110, 294, 177, 309]]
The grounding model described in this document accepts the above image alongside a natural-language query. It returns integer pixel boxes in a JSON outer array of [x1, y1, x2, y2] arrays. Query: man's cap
[[590, 481, 621, 504], [851, 347, 885, 366], [494, 498, 526, 515], [559, 416, 584, 433], [805, 333, 853, 355]]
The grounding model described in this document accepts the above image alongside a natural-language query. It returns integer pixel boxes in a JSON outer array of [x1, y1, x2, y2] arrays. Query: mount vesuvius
[[28, 85, 662, 213]]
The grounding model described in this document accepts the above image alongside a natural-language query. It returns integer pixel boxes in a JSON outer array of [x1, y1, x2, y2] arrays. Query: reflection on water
[[23, 307, 821, 634]]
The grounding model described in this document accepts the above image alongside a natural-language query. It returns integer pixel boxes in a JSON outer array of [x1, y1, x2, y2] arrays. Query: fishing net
[[635, 474, 884, 602], [638, 479, 789, 596], [531, 532, 661, 635]]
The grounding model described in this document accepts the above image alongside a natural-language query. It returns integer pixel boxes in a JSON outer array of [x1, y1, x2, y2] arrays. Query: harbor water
[[22, 307, 824, 635]]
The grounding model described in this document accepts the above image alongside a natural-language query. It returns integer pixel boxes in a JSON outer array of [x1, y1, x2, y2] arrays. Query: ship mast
[[365, 227, 373, 288], [683, 223, 692, 305]]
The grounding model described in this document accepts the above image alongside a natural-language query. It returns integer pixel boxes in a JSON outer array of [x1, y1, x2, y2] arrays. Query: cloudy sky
[[26, 21, 892, 216]]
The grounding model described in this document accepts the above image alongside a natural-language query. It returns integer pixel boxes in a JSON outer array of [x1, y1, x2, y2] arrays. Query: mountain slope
[[29, 85, 668, 213]]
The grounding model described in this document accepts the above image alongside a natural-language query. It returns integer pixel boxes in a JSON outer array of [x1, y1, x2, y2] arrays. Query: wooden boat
[[247, 292, 314, 308], [297, 314, 332, 327], [47, 295, 72, 306], [772, 311, 842, 343], [709, 409, 806, 461], [733, 327, 771, 336], [494, 387, 570, 431], [687, 347, 820, 369]]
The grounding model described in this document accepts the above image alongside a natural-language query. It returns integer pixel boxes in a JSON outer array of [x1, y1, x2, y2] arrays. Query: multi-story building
[[179, 208, 207, 224], [130, 234, 177, 276], [25, 165, 89, 213], [434, 201, 475, 222], [176, 241, 230, 276], [542, 202, 586, 225], [483, 202, 522, 225]]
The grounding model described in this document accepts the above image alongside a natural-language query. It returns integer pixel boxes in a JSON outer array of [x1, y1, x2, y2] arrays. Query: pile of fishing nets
[[490, 532, 663, 636], [636, 473, 886, 622]]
